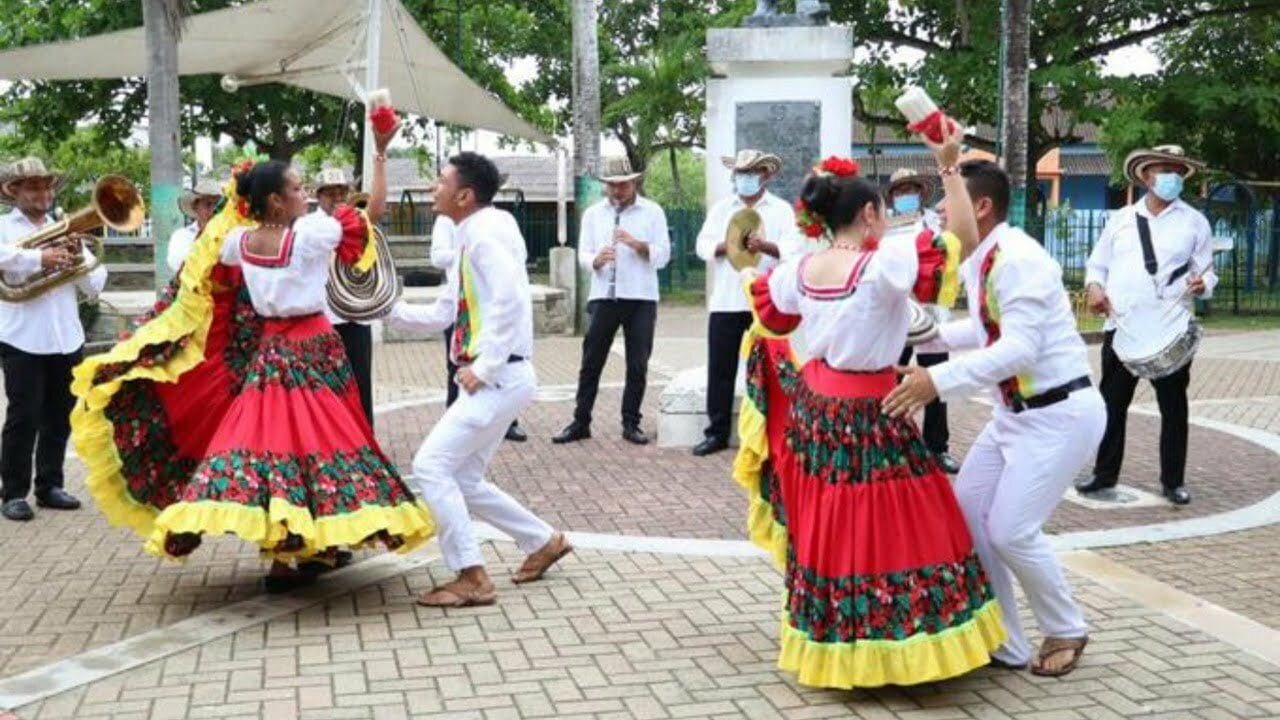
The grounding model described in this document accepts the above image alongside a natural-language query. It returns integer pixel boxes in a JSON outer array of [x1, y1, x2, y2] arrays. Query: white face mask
[[734, 173, 763, 198]]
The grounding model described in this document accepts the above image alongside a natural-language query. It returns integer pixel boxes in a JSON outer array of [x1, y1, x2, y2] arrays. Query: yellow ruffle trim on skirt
[[142, 496, 436, 560], [70, 198, 243, 543], [731, 324, 794, 572], [777, 599, 1007, 689]]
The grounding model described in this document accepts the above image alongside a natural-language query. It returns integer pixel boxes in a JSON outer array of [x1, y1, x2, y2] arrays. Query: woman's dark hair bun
[[800, 175, 839, 218], [800, 174, 883, 233], [234, 169, 254, 200], [233, 160, 290, 220]]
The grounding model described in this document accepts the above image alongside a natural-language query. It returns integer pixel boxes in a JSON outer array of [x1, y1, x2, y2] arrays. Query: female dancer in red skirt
[[71, 131, 433, 592], [733, 121, 1005, 687]]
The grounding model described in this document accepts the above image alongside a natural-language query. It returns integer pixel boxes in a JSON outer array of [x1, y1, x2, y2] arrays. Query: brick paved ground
[[15, 545, 1280, 720], [3, 318, 1280, 718]]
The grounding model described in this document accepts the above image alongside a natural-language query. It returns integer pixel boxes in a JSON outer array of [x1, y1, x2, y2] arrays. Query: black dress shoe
[[504, 423, 528, 443], [1075, 475, 1117, 495], [552, 422, 591, 444], [1, 499, 33, 522], [1163, 486, 1191, 505], [936, 452, 962, 475], [35, 488, 81, 510], [692, 437, 728, 457], [622, 426, 650, 445]]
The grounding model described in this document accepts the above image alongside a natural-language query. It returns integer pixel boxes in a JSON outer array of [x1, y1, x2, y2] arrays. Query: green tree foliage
[[834, 0, 1280, 180], [642, 148, 705, 209], [1099, 13, 1280, 183], [0, 127, 150, 209]]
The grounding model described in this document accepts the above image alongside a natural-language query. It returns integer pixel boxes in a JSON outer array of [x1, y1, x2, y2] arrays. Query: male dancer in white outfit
[[885, 160, 1105, 677], [386, 152, 571, 607]]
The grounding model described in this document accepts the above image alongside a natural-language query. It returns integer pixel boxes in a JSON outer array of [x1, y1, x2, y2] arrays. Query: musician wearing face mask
[[0, 157, 108, 521], [883, 168, 960, 474], [692, 150, 799, 457], [1078, 145, 1214, 506], [554, 157, 670, 446]]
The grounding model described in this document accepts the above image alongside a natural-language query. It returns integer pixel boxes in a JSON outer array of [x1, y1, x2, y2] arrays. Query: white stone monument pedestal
[[657, 364, 747, 449], [656, 22, 848, 449], [703, 25, 854, 209]]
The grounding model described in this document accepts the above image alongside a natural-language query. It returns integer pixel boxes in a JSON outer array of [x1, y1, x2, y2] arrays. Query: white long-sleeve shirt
[[578, 196, 671, 302], [696, 191, 800, 313], [166, 222, 199, 273], [386, 206, 533, 384], [222, 211, 342, 318], [930, 223, 1091, 409], [1084, 198, 1216, 331], [766, 231, 924, 370], [0, 208, 108, 354], [430, 215, 458, 270]]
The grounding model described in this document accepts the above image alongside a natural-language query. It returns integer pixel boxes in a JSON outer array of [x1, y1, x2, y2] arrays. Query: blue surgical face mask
[[892, 193, 921, 215], [1152, 172, 1184, 202], [734, 173, 763, 198]]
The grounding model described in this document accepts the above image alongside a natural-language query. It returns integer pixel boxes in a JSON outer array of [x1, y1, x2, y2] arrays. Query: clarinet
[[607, 210, 620, 300]]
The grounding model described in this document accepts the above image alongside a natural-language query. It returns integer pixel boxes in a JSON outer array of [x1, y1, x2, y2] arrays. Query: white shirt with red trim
[[765, 232, 922, 371], [221, 211, 342, 318]]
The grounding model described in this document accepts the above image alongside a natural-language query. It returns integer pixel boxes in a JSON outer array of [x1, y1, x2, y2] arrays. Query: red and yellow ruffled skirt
[[70, 198, 433, 562], [734, 336, 1004, 688]]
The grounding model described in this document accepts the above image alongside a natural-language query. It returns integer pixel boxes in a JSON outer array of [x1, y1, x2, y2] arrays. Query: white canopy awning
[[0, 0, 552, 145]]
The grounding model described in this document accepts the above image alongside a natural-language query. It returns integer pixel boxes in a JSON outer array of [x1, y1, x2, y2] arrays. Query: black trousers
[[1095, 330, 1191, 490], [898, 345, 951, 454], [704, 311, 754, 442], [572, 299, 657, 428], [0, 343, 81, 501], [335, 322, 374, 431], [443, 326, 520, 430]]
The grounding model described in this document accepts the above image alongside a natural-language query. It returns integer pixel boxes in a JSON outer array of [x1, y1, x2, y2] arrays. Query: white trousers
[[954, 389, 1106, 665], [409, 361, 553, 572]]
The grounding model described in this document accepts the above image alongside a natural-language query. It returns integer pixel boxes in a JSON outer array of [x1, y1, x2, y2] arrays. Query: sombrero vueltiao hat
[[178, 178, 223, 217], [885, 167, 937, 199], [309, 166, 353, 195], [1124, 144, 1205, 186], [0, 157, 66, 204], [722, 149, 782, 176], [597, 156, 643, 184]]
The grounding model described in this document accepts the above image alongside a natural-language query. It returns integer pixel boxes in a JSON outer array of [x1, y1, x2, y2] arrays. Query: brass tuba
[[0, 175, 145, 302]]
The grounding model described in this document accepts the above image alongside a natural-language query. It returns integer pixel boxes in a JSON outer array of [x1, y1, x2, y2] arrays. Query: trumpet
[[0, 175, 145, 302]]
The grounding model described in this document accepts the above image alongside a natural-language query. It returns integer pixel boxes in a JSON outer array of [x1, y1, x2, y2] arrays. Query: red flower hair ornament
[[794, 156, 861, 239]]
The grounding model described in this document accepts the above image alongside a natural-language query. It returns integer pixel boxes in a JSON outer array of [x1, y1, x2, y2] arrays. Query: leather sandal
[[1030, 636, 1088, 677], [511, 532, 573, 585], [416, 580, 498, 608]]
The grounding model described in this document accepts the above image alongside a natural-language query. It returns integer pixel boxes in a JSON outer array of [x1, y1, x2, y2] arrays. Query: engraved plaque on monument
[[735, 101, 821, 203]]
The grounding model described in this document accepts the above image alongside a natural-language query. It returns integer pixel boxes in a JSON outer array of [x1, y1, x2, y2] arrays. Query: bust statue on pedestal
[[745, 0, 830, 27]]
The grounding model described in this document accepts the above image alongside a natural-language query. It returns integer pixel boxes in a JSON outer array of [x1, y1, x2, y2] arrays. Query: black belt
[[1010, 376, 1091, 414], [507, 354, 526, 363]]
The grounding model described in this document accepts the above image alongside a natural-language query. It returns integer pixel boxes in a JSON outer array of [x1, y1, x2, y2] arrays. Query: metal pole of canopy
[[361, 0, 383, 193]]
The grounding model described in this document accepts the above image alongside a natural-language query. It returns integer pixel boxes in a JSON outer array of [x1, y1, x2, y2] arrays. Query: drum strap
[[1136, 214, 1192, 287]]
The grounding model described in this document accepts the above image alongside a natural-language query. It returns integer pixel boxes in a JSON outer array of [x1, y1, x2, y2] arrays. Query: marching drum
[[1111, 299, 1201, 379]]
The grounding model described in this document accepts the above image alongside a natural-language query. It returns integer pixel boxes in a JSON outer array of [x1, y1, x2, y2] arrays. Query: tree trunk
[[143, 0, 185, 290], [1000, 0, 1032, 229], [571, 0, 601, 332], [668, 146, 683, 207]]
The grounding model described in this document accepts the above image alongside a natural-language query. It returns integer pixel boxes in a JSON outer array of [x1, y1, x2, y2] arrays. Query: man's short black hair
[[958, 159, 1010, 221], [448, 152, 501, 205]]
